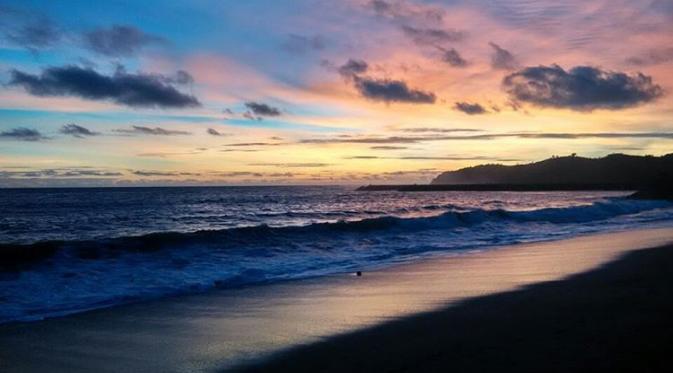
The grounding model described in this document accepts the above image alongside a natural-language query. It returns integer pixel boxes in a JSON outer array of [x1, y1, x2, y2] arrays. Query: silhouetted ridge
[[431, 153, 673, 187]]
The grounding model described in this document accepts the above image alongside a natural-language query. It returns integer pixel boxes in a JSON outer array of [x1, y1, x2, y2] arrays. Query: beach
[[1, 227, 672, 372], [3, 0, 673, 371], [243, 233, 673, 372]]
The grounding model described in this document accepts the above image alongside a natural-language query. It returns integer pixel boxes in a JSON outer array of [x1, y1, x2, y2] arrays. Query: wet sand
[[243, 238, 673, 372], [1, 228, 672, 372]]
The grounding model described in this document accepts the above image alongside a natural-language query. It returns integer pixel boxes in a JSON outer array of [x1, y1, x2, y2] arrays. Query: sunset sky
[[1, 0, 672, 186]]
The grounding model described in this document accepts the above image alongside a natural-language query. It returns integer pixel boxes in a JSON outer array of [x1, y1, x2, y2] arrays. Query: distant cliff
[[431, 153, 673, 186]]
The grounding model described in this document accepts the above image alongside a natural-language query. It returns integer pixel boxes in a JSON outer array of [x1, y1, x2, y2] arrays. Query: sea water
[[1, 186, 672, 323]]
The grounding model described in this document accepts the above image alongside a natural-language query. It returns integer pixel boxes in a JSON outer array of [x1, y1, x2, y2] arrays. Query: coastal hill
[[357, 153, 673, 194], [431, 153, 673, 186]]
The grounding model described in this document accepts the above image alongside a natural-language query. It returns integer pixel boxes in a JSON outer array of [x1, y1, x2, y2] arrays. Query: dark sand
[[240, 243, 673, 372], [0, 228, 672, 372]]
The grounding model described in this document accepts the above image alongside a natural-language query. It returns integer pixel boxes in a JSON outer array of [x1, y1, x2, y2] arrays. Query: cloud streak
[[115, 126, 191, 136], [249, 162, 331, 167], [132, 170, 201, 177], [399, 128, 482, 133], [301, 132, 673, 144], [371, 145, 408, 150], [1, 168, 122, 178]]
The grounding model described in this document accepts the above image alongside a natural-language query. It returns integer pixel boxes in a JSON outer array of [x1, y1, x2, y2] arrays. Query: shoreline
[[1, 227, 672, 372], [243, 239, 673, 372]]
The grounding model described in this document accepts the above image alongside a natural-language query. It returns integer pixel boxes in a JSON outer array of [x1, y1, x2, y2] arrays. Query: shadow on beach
[[237, 244, 673, 372]]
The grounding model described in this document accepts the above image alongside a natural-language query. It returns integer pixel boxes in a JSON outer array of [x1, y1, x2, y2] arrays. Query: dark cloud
[[9, 65, 200, 109], [336, 59, 436, 104], [401, 25, 464, 46], [0, 127, 47, 141], [60, 124, 99, 137], [489, 42, 518, 70], [338, 59, 369, 78], [207, 128, 228, 136], [626, 48, 673, 66], [244, 102, 282, 118], [5, 20, 61, 50], [453, 102, 488, 115], [353, 76, 436, 104], [84, 25, 164, 57], [440, 48, 468, 67], [115, 126, 191, 136], [503, 65, 663, 111], [281, 34, 326, 54]]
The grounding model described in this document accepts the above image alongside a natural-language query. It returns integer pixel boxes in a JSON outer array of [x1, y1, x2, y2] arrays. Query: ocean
[[1, 186, 672, 323]]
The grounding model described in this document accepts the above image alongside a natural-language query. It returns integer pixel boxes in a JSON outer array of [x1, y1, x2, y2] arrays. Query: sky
[[0, 0, 672, 187]]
